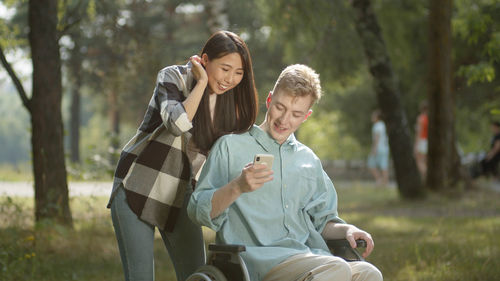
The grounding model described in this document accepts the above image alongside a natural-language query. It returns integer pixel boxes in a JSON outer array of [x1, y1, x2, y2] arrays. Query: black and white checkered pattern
[[108, 63, 204, 232]]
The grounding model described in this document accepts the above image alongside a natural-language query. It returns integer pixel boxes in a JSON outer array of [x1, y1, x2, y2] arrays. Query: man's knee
[[364, 265, 383, 281], [334, 259, 352, 280], [316, 258, 351, 281], [351, 261, 383, 281]]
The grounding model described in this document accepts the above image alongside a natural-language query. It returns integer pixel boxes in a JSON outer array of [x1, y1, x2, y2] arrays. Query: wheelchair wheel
[[185, 265, 228, 281]]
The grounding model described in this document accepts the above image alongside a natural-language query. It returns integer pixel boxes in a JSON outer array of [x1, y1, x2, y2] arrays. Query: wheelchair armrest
[[207, 244, 250, 281], [326, 239, 366, 249], [208, 244, 246, 253], [326, 239, 366, 262]]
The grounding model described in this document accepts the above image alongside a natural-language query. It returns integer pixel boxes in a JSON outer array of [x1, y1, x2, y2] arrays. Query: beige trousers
[[263, 253, 383, 281]]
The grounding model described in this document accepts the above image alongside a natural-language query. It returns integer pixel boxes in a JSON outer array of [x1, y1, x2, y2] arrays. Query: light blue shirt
[[188, 125, 344, 281], [372, 121, 389, 154]]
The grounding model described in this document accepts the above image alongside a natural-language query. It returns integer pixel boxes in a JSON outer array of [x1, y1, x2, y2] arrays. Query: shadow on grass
[[337, 183, 500, 281], [0, 196, 176, 281]]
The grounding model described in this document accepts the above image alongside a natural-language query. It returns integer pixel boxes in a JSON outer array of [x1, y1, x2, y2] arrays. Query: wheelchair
[[185, 239, 367, 281]]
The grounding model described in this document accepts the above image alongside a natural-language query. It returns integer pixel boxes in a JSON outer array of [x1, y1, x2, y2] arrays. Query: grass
[[0, 163, 32, 181], [336, 181, 500, 281], [0, 196, 175, 281], [0, 181, 499, 280]]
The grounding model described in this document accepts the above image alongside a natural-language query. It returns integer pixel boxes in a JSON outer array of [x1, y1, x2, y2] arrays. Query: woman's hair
[[192, 30, 258, 152]]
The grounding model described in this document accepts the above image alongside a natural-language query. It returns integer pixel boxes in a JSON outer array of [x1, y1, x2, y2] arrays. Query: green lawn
[[0, 182, 499, 280]]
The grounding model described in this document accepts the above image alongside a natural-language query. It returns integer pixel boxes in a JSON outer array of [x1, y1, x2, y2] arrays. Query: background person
[[480, 121, 500, 179], [414, 100, 428, 179], [368, 110, 389, 187]]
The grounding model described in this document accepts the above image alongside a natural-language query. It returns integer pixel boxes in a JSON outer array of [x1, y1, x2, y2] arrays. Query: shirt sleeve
[[304, 168, 345, 234], [155, 66, 193, 136], [187, 137, 231, 231]]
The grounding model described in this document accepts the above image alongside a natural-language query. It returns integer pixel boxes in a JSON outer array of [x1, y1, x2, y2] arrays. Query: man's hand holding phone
[[234, 154, 274, 194], [210, 154, 274, 219]]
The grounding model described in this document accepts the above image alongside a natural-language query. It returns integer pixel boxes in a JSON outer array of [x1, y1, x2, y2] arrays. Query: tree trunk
[[29, 0, 72, 225], [351, 0, 424, 198], [108, 89, 120, 166], [427, 0, 468, 191], [69, 36, 82, 164]]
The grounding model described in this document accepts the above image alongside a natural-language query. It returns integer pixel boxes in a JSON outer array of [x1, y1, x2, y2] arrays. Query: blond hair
[[272, 64, 322, 104]]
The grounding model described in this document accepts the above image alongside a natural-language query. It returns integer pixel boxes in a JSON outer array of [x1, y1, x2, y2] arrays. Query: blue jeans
[[111, 187, 205, 281]]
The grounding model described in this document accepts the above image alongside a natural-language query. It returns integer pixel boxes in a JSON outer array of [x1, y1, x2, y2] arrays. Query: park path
[[0, 181, 112, 197], [0, 180, 498, 197]]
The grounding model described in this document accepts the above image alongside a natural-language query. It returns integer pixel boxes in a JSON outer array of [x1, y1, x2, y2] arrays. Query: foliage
[[0, 0, 28, 49], [260, 0, 500, 161], [0, 88, 30, 164], [452, 0, 500, 153], [453, 0, 500, 85], [1, 0, 500, 170], [298, 110, 367, 160], [65, 113, 136, 181], [258, 0, 425, 157]]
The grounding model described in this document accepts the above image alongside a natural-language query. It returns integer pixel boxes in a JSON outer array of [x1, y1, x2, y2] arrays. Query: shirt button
[[285, 205, 289, 208]]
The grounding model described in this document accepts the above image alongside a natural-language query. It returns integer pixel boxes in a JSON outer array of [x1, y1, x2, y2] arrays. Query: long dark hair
[[192, 31, 258, 152]]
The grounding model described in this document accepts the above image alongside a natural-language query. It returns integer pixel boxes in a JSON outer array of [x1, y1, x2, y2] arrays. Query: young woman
[[108, 30, 258, 281]]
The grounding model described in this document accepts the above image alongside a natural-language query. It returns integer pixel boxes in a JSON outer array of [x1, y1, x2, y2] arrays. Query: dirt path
[[0, 181, 112, 197]]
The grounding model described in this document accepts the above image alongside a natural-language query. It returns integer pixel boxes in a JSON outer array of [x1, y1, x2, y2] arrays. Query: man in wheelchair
[[188, 65, 383, 281]]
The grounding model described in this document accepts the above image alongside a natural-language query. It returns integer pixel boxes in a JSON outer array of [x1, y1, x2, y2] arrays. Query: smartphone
[[253, 154, 274, 168]]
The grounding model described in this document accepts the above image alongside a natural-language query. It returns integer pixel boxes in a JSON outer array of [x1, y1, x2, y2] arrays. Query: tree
[[350, 0, 424, 198], [0, 0, 72, 225], [426, 0, 470, 191], [68, 32, 84, 163]]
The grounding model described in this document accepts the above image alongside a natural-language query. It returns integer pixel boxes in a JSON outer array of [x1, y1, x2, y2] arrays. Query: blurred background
[[0, 0, 499, 280], [1, 0, 498, 176]]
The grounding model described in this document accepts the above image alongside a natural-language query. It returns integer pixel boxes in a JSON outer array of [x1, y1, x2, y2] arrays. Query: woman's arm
[[182, 56, 208, 121], [156, 56, 207, 136]]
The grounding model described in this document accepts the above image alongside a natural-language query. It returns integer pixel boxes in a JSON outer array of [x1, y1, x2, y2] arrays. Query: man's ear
[[266, 91, 272, 109], [304, 109, 313, 121]]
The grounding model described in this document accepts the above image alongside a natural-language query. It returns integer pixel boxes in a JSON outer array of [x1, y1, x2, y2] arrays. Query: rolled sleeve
[[160, 99, 192, 135], [187, 137, 231, 231], [306, 170, 345, 234], [156, 67, 193, 136], [188, 188, 228, 231]]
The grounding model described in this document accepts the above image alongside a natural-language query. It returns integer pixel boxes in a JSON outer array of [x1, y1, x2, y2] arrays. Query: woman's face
[[202, 52, 244, 95]]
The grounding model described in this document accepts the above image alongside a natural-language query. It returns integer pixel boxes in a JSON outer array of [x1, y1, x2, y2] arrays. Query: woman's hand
[[190, 55, 208, 85], [182, 55, 209, 122]]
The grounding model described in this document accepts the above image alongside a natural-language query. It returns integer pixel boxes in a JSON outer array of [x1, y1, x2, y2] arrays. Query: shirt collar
[[249, 125, 298, 152]]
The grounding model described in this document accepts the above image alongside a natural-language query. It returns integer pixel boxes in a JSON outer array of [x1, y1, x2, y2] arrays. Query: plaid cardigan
[[107, 63, 206, 232]]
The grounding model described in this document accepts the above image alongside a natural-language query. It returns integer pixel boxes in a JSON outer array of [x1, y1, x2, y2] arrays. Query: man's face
[[262, 90, 313, 144]]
